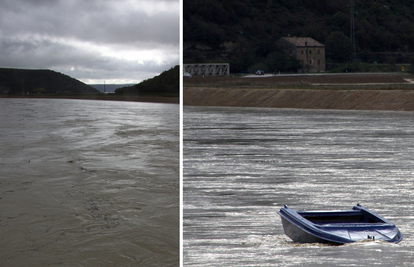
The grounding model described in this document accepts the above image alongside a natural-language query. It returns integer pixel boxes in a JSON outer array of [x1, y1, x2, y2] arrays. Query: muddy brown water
[[0, 99, 179, 266]]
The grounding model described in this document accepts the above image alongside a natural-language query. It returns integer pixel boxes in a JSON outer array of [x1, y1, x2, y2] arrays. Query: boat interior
[[297, 210, 386, 224]]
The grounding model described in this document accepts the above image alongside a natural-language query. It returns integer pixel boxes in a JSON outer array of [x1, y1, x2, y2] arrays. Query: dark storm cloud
[[0, 0, 179, 83]]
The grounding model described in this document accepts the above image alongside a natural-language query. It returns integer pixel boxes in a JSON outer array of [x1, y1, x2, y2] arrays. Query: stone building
[[276, 37, 325, 72]]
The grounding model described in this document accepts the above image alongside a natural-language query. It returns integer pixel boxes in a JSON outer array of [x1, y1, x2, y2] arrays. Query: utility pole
[[104, 81, 106, 93], [350, 0, 356, 62]]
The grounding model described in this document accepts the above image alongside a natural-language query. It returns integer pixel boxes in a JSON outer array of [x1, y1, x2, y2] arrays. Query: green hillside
[[115, 65, 179, 96], [0, 68, 99, 94], [184, 0, 414, 73]]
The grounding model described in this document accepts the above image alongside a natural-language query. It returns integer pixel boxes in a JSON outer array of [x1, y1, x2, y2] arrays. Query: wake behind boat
[[278, 204, 403, 244]]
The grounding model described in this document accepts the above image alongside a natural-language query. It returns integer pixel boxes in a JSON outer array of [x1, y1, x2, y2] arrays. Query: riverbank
[[184, 87, 414, 111], [0, 93, 179, 104], [184, 73, 414, 111]]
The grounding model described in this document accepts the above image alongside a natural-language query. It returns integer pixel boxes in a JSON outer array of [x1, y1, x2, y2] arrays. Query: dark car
[[255, 70, 265, 75]]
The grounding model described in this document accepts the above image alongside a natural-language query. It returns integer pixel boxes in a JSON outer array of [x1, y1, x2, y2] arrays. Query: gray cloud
[[0, 0, 179, 84]]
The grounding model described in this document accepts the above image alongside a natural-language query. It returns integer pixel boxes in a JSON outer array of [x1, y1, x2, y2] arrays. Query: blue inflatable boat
[[278, 204, 403, 244]]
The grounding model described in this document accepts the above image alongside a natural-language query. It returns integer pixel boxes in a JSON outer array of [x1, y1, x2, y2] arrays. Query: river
[[0, 98, 179, 266], [184, 106, 414, 266]]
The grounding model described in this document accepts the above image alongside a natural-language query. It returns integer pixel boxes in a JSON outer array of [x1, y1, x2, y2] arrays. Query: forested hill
[[0, 68, 99, 94], [184, 0, 414, 72], [115, 65, 179, 96]]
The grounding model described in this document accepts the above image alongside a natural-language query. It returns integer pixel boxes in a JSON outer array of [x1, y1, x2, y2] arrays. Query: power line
[[350, 0, 356, 62]]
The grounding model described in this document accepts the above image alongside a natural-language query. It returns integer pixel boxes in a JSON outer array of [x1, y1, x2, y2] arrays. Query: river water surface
[[184, 106, 414, 266], [1, 99, 179, 266]]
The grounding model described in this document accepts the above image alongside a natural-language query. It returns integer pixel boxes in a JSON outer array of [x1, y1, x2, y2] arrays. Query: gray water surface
[[1, 99, 179, 266], [184, 106, 414, 266]]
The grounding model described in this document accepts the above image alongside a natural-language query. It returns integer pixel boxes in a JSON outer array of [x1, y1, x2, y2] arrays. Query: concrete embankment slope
[[184, 88, 414, 111]]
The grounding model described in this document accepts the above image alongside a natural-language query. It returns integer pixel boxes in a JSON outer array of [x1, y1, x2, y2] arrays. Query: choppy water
[[184, 106, 414, 266], [0, 99, 179, 266]]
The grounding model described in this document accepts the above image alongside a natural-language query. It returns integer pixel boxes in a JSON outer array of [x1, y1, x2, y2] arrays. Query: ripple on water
[[0, 99, 179, 266], [184, 106, 414, 266]]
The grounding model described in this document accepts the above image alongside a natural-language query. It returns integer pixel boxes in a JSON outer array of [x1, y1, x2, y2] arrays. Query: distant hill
[[184, 0, 414, 72], [115, 66, 179, 96], [0, 68, 99, 94], [89, 84, 135, 93]]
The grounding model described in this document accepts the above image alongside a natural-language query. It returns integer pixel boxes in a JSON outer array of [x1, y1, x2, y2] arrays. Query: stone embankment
[[184, 73, 414, 111], [184, 87, 414, 111]]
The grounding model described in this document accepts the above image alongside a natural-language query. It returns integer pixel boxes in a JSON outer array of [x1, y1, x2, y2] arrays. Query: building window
[[301, 50, 304, 54], [318, 60, 320, 65], [317, 50, 320, 54], [309, 60, 312, 65], [309, 50, 312, 54]]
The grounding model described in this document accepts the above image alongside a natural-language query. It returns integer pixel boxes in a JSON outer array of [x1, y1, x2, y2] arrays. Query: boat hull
[[278, 204, 403, 244], [280, 216, 330, 243]]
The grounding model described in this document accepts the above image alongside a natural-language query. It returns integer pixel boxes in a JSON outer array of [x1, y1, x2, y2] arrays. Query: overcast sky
[[0, 0, 179, 84]]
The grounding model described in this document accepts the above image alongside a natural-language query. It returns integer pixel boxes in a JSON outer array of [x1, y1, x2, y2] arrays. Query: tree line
[[184, 0, 414, 73], [0, 68, 98, 94], [115, 66, 179, 96]]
